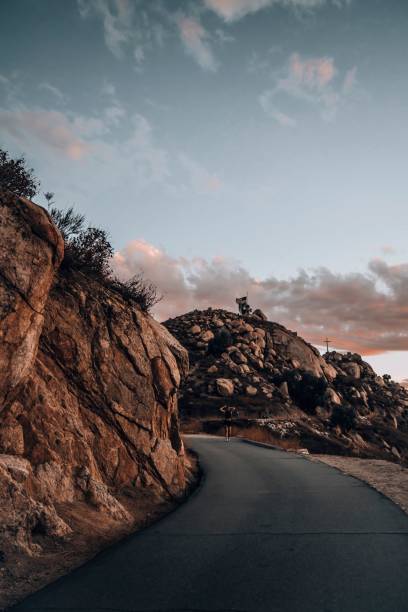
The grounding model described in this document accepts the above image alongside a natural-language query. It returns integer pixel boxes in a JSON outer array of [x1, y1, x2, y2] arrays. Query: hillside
[[164, 308, 408, 462], [0, 191, 193, 607]]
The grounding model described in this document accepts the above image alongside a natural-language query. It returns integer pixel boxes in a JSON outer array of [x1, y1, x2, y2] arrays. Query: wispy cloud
[[113, 244, 408, 356], [177, 16, 218, 72], [178, 153, 222, 193], [39, 82, 66, 102], [203, 0, 349, 22], [260, 52, 357, 124], [77, 0, 134, 59]]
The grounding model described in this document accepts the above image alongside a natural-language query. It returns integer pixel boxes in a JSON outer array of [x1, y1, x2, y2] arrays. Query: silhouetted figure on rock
[[236, 295, 252, 316]]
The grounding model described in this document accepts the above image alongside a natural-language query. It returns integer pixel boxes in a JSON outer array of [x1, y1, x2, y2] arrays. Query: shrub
[[0, 149, 40, 198], [45, 192, 85, 240], [330, 405, 357, 431], [63, 227, 114, 277], [285, 370, 328, 414], [108, 274, 162, 312], [208, 328, 233, 356]]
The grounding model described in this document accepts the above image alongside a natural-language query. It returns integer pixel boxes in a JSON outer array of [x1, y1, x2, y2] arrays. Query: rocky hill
[[164, 308, 408, 462], [0, 191, 192, 606]]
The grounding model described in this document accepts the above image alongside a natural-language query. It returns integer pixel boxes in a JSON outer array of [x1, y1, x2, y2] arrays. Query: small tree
[[0, 149, 40, 198]]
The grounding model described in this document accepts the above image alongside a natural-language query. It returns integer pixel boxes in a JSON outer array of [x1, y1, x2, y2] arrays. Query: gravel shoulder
[[310, 455, 408, 515]]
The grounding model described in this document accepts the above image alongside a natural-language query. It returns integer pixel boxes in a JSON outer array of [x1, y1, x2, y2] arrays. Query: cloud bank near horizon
[[113, 240, 408, 357]]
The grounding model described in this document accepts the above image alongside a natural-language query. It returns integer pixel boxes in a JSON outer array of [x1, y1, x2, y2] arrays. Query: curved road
[[12, 435, 408, 612]]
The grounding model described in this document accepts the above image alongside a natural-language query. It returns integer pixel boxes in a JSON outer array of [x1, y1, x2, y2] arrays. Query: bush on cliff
[[0, 148, 40, 198]]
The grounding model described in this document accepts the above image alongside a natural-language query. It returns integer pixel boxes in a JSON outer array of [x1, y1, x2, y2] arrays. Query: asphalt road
[[12, 435, 408, 612]]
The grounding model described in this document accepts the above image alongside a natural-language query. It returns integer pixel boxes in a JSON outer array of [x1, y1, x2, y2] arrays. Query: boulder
[[343, 362, 361, 379], [0, 193, 64, 407], [201, 330, 214, 343], [246, 385, 258, 396], [190, 325, 201, 335], [325, 388, 342, 405], [252, 309, 267, 321], [216, 378, 234, 397]]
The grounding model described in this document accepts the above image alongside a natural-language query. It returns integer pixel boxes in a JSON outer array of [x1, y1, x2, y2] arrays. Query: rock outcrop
[[164, 308, 408, 462], [0, 191, 189, 561]]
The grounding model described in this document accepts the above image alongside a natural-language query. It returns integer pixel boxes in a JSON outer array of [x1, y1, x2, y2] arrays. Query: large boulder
[[0, 192, 64, 407], [216, 378, 234, 397]]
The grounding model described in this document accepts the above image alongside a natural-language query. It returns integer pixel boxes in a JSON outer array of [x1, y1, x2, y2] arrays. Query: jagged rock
[[279, 381, 290, 399], [325, 387, 342, 405], [0, 192, 64, 407], [216, 378, 234, 397], [0, 191, 189, 557], [252, 309, 267, 321]]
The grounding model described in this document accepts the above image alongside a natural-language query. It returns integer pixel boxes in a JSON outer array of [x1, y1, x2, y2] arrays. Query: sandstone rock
[[246, 385, 258, 396], [216, 378, 234, 397], [0, 193, 190, 557], [343, 362, 361, 379], [207, 365, 218, 374], [252, 309, 267, 320], [391, 446, 401, 459], [0, 192, 64, 407], [190, 325, 201, 335], [201, 330, 214, 343], [325, 388, 342, 405], [279, 382, 290, 399]]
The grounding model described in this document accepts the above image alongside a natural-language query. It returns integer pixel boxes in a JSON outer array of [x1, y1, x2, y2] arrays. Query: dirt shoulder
[[310, 455, 408, 515]]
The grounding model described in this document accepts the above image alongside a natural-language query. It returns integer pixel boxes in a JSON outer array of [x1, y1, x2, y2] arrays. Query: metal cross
[[324, 338, 331, 353]]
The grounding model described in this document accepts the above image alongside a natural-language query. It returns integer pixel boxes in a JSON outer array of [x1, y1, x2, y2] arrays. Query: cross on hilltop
[[324, 338, 331, 353]]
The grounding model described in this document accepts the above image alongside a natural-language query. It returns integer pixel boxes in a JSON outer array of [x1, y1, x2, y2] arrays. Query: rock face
[[0, 192, 189, 557], [164, 308, 408, 463]]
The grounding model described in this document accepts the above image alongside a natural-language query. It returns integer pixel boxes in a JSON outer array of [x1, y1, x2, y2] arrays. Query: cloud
[[39, 82, 66, 102], [0, 109, 99, 160], [260, 52, 356, 124], [77, 0, 134, 58], [112, 244, 408, 356], [178, 153, 222, 193], [177, 16, 218, 72], [203, 0, 347, 21], [259, 92, 297, 126]]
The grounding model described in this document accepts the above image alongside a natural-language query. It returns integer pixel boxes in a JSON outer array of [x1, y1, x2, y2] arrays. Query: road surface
[[12, 435, 408, 612]]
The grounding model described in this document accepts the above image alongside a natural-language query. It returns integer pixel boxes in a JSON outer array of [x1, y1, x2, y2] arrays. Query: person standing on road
[[219, 405, 238, 441]]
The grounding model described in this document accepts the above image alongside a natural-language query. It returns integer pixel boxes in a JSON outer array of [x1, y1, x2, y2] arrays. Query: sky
[[1, 0, 408, 379]]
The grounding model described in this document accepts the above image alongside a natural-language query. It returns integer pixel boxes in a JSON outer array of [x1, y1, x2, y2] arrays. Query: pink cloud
[[112, 241, 408, 356], [0, 110, 95, 160], [177, 16, 218, 71], [289, 53, 335, 89]]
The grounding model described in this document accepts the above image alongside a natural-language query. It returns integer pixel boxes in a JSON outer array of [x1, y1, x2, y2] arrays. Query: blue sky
[[1, 0, 408, 378]]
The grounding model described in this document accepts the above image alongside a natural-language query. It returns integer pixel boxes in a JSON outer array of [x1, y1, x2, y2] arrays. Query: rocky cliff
[[164, 308, 408, 462], [0, 191, 190, 589]]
